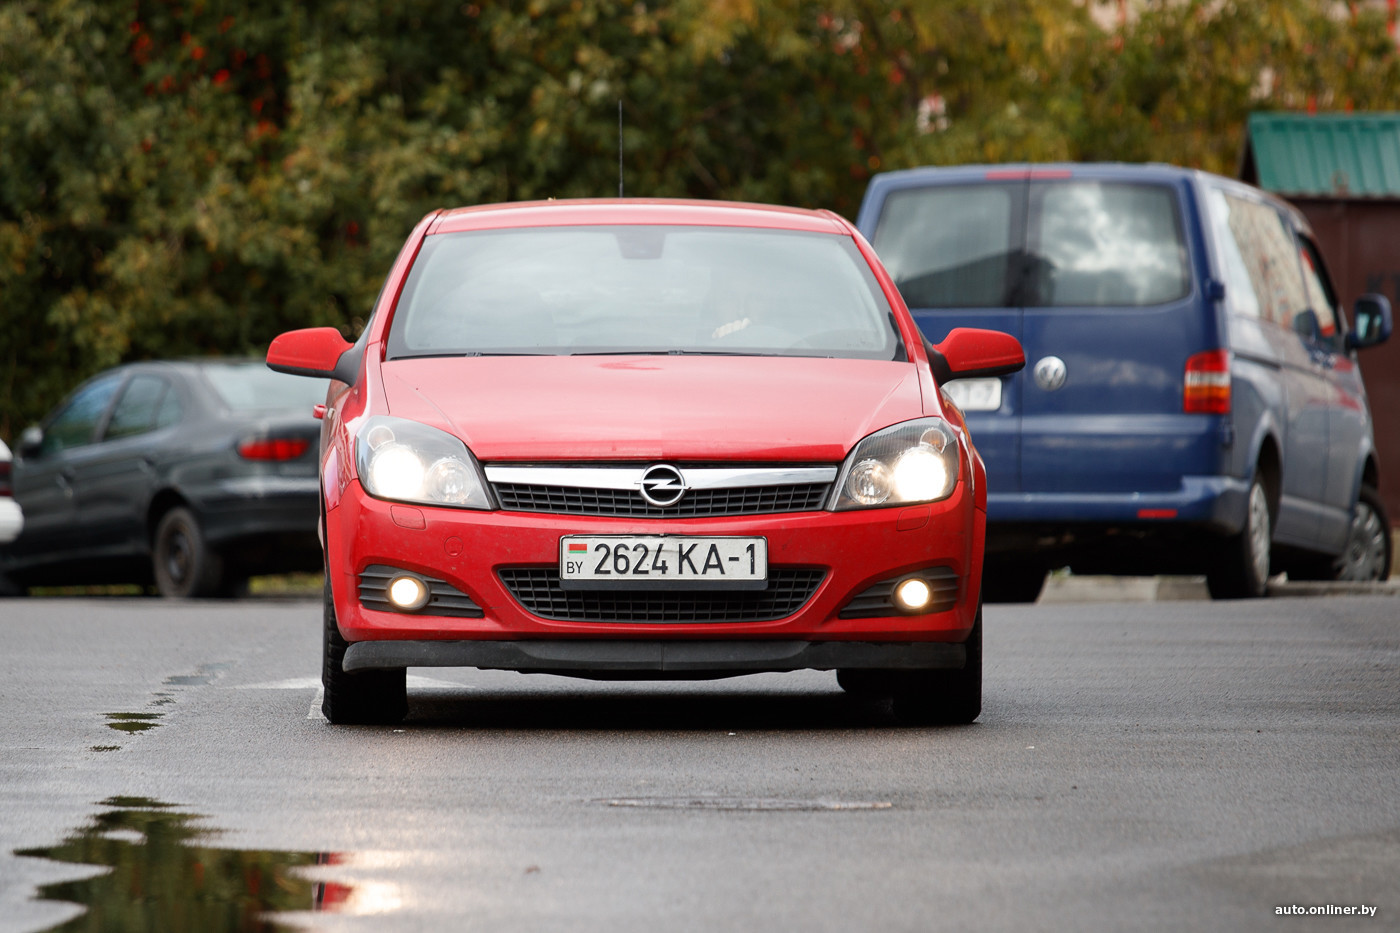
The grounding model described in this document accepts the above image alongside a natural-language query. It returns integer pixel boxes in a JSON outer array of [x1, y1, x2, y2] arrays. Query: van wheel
[[153, 507, 224, 598], [1207, 476, 1272, 599], [1336, 486, 1391, 582], [322, 580, 406, 725]]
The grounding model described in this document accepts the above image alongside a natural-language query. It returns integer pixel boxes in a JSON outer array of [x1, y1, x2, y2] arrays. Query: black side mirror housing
[[1347, 294, 1392, 350]]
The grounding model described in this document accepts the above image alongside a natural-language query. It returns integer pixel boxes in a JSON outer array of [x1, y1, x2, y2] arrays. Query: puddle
[[164, 662, 232, 687], [16, 797, 354, 932], [104, 712, 162, 734]]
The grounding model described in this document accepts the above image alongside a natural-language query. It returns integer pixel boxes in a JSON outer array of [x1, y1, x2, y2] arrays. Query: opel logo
[[639, 464, 688, 507], [1033, 355, 1068, 392]]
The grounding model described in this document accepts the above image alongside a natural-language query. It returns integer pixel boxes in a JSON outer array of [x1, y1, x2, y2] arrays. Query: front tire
[[322, 580, 407, 725], [1336, 486, 1392, 582], [153, 507, 224, 598], [837, 605, 983, 725], [1207, 476, 1272, 600]]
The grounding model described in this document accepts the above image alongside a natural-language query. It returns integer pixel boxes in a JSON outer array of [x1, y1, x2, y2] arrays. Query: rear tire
[[1336, 486, 1391, 582], [1207, 476, 1272, 599], [322, 580, 406, 725], [153, 507, 224, 598], [837, 605, 983, 725]]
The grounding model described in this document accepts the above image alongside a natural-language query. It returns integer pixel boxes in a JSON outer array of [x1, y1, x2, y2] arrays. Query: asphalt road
[[1, 594, 1397, 932]]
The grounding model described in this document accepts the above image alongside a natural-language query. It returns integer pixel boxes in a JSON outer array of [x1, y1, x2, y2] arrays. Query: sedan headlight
[[355, 416, 492, 509], [831, 418, 961, 510]]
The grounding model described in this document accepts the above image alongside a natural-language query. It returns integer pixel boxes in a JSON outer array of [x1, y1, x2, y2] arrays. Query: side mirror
[[267, 327, 356, 381], [926, 328, 1025, 384], [18, 425, 43, 460], [1347, 294, 1392, 350]]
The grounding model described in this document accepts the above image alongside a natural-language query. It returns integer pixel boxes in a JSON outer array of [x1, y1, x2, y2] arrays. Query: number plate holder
[[559, 535, 769, 591]]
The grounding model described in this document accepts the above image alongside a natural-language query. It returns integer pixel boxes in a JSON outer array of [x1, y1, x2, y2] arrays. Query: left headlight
[[355, 416, 493, 510], [830, 418, 961, 510]]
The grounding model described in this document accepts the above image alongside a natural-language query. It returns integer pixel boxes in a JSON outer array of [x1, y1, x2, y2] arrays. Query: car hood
[[379, 355, 925, 461]]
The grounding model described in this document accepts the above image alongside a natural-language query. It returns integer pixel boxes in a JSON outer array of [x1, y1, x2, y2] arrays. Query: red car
[[267, 200, 1024, 725]]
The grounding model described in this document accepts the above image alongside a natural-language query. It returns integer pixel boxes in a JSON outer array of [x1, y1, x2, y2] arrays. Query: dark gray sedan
[[0, 359, 327, 597]]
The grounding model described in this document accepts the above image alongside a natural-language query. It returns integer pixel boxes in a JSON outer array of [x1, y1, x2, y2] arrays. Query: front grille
[[358, 565, 484, 618], [492, 483, 831, 518], [499, 567, 826, 623], [839, 567, 960, 618]]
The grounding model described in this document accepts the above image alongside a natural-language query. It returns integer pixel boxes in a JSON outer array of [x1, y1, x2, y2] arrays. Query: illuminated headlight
[[831, 418, 961, 510], [356, 416, 492, 509]]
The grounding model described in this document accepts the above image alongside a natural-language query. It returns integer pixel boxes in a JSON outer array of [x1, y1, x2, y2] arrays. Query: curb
[[1038, 575, 1400, 603]]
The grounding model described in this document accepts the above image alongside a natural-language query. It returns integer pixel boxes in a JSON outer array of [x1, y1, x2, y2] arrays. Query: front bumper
[[343, 638, 966, 676], [326, 479, 984, 647]]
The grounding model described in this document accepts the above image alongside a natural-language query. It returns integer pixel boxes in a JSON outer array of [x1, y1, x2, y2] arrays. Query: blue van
[[856, 163, 1392, 599]]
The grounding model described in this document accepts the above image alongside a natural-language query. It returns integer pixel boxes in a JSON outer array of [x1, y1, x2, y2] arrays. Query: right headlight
[[830, 418, 961, 510], [355, 416, 493, 509]]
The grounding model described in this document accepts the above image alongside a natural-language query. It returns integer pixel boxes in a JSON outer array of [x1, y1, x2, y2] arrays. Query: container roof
[[1242, 112, 1400, 199]]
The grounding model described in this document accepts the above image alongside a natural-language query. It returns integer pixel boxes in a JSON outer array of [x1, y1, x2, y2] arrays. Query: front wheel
[[1207, 476, 1272, 600], [837, 605, 982, 725], [322, 581, 406, 725], [152, 507, 224, 598], [1336, 486, 1392, 582]]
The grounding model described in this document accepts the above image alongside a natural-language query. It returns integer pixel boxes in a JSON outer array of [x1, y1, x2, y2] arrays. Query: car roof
[[867, 162, 1201, 186], [429, 198, 851, 235]]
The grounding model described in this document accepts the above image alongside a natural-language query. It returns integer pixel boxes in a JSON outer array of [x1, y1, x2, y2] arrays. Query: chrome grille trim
[[484, 464, 837, 518], [498, 567, 826, 623]]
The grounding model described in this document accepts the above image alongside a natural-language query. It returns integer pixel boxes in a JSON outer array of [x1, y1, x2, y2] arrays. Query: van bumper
[[986, 474, 1250, 533]]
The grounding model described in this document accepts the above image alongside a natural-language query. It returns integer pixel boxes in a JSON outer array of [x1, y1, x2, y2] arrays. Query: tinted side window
[[40, 374, 124, 456], [1205, 189, 1262, 317], [871, 184, 1017, 308], [1218, 193, 1308, 331], [1030, 182, 1189, 307], [105, 375, 172, 441], [1298, 236, 1343, 351]]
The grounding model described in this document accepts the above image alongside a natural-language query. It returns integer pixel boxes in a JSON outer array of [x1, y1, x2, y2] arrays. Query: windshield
[[201, 363, 329, 412], [385, 225, 901, 360]]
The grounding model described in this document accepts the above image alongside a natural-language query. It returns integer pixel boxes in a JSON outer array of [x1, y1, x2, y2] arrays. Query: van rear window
[[873, 180, 1190, 309]]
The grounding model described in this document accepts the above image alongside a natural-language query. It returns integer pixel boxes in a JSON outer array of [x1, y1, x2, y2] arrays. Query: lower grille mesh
[[498, 567, 826, 623]]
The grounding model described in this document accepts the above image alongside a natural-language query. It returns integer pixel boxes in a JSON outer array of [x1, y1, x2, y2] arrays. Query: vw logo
[[639, 464, 688, 507], [1033, 356, 1068, 392]]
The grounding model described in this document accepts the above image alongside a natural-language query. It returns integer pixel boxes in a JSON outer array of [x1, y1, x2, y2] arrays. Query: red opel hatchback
[[266, 199, 1023, 725]]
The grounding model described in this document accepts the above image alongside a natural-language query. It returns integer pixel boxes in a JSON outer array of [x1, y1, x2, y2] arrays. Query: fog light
[[893, 577, 933, 612], [387, 575, 429, 611]]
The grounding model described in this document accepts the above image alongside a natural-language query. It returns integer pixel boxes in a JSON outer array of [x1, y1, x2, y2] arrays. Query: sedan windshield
[[386, 225, 901, 360]]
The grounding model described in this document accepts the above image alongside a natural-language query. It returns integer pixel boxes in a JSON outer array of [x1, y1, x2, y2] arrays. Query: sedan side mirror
[[1347, 294, 1392, 350], [267, 327, 357, 382], [926, 328, 1026, 384]]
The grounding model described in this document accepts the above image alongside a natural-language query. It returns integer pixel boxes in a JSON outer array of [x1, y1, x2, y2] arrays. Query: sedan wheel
[[153, 507, 224, 598], [1337, 487, 1392, 582]]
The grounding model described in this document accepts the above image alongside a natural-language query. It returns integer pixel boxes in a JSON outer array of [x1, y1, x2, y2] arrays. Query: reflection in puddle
[[104, 712, 162, 734], [16, 797, 356, 932]]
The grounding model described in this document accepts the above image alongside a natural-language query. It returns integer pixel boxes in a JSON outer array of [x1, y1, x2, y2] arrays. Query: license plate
[[942, 377, 1003, 412], [559, 536, 768, 590]]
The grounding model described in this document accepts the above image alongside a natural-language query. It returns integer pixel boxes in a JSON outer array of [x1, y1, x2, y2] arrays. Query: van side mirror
[[1347, 294, 1392, 350], [267, 327, 357, 381], [927, 328, 1025, 383]]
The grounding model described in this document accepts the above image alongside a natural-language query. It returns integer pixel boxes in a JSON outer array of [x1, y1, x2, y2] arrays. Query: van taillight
[[1184, 350, 1231, 414], [238, 438, 311, 461], [0, 460, 11, 497]]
